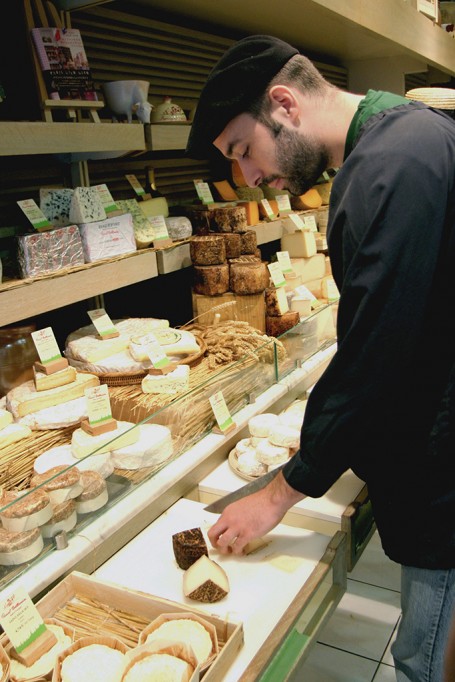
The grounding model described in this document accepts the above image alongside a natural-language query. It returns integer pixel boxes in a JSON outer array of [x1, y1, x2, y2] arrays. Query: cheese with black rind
[[189, 235, 226, 265], [266, 311, 300, 337], [265, 287, 283, 316], [221, 232, 242, 259], [239, 230, 257, 254], [210, 206, 247, 233], [183, 555, 229, 603], [193, 264, 229, 295], [229, 261, 269, 294], [172, 527, 208, 569]]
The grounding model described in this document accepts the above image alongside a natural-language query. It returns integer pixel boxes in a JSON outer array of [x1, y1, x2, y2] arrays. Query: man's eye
[[242, 147, 249, 159]]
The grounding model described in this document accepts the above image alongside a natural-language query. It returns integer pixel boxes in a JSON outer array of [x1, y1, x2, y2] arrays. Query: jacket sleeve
[[283, 108, 455, 497]]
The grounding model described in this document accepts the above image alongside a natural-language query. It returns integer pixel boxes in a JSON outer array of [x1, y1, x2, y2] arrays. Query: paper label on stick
[[302, 214, 318, 232], [125, 174, 146, 196], [149, 215, 170, 241], [276, 250, 293, 273], [209, 390, 234, 432], [135, 332, 171, 369], [0, 587, 47, 653], [268, 261, 286, 288], [260, 198, 277, 220], [276, 194, 292, 214], [31, 327, 62, 364], [194, 181, 214, 205], [276, 286, 289, 314], [87, 309, 118, 338], [288, 213, 305, 231], [93, 184, 119, 214], [17, 199, 53, 231], [85, 384, 112, 424]]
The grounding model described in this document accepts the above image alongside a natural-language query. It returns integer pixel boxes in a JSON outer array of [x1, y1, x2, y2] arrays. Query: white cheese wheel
[[144, 619, 213, 666], [183, 554, 229, 603], [71, 421, 138, 459], [41, 500, 77, 538], [0, 407, 13, 430], [6, 373, 99, 419], [268, 424, 301, 449], [61, 644, 126, 682], [111, 423, 173, 470], [0, 422, 32, 446], [123, 653, 193, 682], [278, 411, 304, 431], [248, 413, 280, 438], [33, 444, 114, 479], [285, 399, 308, 416], [236, 449, 267, 477], [14, 396, 91, 431], [255, 440, 290, 466], [75, 471, 108, 514], [141, 365, 190, 395], [0, 527, 43, 566]]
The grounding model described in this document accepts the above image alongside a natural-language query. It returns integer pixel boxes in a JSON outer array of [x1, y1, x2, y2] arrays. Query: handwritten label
[[276, 250, 293, 274], [17, 199, 52, 232], [133, 333, 171, 369], [287, 213, 305, 231], [267, 261, 286, 288], [125, 174, 146, 196], [31, 327, 62, 365], [87, 309, 118, 337], [93, 184, 119, 214], [85, 384, 112, 425], [194, 181, 214, 205], [276, 194, 292, 214], [209, 390, 234, 432], [0, 587, 47, 653], [149, 215, 170, 241], [260, 198, 277, 221]]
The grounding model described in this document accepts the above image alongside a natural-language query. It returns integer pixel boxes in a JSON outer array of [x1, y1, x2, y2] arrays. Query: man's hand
[[208, 471, 306, 555]]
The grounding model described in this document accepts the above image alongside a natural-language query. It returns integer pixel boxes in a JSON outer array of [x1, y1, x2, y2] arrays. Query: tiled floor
[[295, 531, 402, 681]]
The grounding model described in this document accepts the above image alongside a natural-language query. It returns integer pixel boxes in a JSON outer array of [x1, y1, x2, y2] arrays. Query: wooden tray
[[32, 572, 243, 682]]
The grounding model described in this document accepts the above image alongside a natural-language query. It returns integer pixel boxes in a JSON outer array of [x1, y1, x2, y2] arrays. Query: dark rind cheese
[[222, 233, 242, 259], [265, 287, 283, 316], [184, 207, 212, 235], [193, 264, 230, 295], [211, 206, 247, 233], [190, 235, 227, 265], [172, 527, 209, 569], [239, 230, 258, 254], [266, 311, 300, 337], [230, 261, 269, 295]]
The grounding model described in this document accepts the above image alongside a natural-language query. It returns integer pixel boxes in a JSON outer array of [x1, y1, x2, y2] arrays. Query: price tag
[[125, 174, 146, 197], [276, 194, 292, 214], [268, 261, 286, 288], [302, 214, 318, 232], [135, 332, 171, 370], [260, 198, 277, 221], [17, 199, 53, 232], [93, 184, 119, 215], [87, 309, 119, 339], [31, 327, 62, 365], [149, 215, 170, 242], [210, 390, 235, 433], [0, 587, 47, 654], [276, 250, 293, 274], [276, 286, 289, 314], [194, 181, 214, 205], [287, 213, 305, 231], [85, 384, 112, 425]]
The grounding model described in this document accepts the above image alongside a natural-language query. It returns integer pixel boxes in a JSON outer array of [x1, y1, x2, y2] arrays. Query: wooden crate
[[192, 291, 266, 331], [31, 571, 244, 681]]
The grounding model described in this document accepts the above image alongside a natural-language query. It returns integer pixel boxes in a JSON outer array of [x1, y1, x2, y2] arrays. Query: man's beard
[[264, 123, 329, 196]]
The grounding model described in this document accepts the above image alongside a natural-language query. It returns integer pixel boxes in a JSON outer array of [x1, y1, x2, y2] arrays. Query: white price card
[[194, 181, 214, 205], [302, 214, 318, 232], [87, 309, 118, 338], [276, 250, 293, 273], [287, 213, 305, 231], [93, 184, 119, 214], [0, 587, 47, 654], [267, 261, 286, 288], [276, 286, 289, 314], [209, 390, 234, 433], [135, 332, 171, 369], [85, 384, 112, 425], [276, 194, 292, 214], [125, 174, 146, 196], [150, 215, 170, 241], [17, 199, 52, 232], [260, 198, 277, 221], [31, 327, 62, 365]]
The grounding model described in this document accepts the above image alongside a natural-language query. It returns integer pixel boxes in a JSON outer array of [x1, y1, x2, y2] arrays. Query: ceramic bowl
[[150, 96, 187, 123]]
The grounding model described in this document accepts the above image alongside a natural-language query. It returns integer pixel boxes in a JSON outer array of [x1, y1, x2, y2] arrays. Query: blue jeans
[[391, 565, 455, 682]]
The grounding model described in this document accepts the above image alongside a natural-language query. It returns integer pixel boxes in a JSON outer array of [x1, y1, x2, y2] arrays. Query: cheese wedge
[[33, 365, 77, 391], [281, 231, 317, 258], [291, 188, 322, 210], [6, 373, 99, 418], [71, 420, 139, 458], [183, 555, 229, 603], [141, 365, 190, 395], [213, 180, 239, 202], [0, 423, 32, 447], [0, 408, 13, 430], [237, 200, 259, 226], [231, 159, 247, 187]]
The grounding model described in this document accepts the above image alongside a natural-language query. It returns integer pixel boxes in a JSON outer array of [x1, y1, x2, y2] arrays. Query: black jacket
[[283, 101, 455, 568]]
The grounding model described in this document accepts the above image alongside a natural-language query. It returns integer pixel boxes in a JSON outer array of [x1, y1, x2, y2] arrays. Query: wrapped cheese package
[[79, 213, 136, 263], [17, 225, 85, 278]]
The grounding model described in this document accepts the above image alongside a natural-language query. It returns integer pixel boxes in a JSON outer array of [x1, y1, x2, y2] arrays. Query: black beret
[[186, 34, 299, 159]]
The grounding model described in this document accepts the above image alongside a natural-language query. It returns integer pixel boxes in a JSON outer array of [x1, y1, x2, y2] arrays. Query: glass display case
[[0, 306, 338, 592]]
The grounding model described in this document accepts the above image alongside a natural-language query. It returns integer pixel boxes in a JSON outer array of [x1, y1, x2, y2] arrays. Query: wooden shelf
[[134, 0, 455, 76], [0, 121, 146, 157], [0, 249, 158, 326], [145, 123, 191, 151]]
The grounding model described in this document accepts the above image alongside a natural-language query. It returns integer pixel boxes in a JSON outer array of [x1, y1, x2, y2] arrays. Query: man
[[186, 35, 455, 681]]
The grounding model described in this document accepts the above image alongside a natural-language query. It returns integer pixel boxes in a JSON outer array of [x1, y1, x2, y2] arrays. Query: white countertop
[[94, 497, 332, 682]]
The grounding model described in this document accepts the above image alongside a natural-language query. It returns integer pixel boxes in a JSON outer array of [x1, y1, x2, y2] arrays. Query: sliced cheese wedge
[[0, 423, 32, 447], [33, 365, 77, 391], [0, 408, 13, 430], [6, 373, 99, 418], [183, 554, 229, 603], [71, 420, 139, 458]]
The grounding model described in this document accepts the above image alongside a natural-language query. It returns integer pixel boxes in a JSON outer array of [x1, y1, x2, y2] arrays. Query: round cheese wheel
[[229, 261, 269, 295], [190, 235, 226, 265], [193, 264, 229, 295], [248, 413, 280, 438]]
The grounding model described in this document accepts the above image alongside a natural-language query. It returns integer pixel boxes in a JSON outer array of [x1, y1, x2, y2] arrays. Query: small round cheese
[[255, 440, 290, 466], [0, 489, 53, 532], [41, 500, 77, 538], [30, 465, 83, 505], [75, 471, 108, 514], [268, 425, 301, 449], [236, 450, 267, 477], [0, 527, 43, 566], [61, 644, 126, 682], [123, 653, 193, 682], [235, 437, 253, 454], [279, 411, 304, 431], [248, 413, 280, 438], [144, 618, 213, 665]]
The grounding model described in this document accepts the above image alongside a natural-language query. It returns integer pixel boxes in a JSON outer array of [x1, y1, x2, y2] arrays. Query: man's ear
[[268, 85, 300, 125]]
